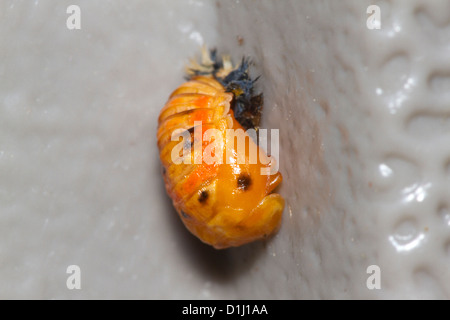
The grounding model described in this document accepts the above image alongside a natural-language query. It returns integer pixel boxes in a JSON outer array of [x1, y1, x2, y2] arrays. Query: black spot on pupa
[[187, 126, 195, 134], [237, 173, 252, 191], [182, 126, 195, 150], [162, 167, 166, 175], [198, 190, 209, 204]]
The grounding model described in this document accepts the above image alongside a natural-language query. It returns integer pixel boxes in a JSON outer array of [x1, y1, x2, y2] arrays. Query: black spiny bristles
[[218, 57, 262, 130], [186, 48, 263, 130]]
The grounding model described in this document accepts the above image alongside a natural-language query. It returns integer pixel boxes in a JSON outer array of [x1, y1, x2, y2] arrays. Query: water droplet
[[389, 218, 425, 252], [379, 163, 393, 177], [402, 182, 431, 203]]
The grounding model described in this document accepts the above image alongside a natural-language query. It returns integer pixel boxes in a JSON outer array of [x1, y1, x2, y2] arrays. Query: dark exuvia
[[187, 48, 263, 131]]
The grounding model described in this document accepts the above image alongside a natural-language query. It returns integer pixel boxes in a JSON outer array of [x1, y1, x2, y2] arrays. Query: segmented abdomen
[[157, 76, 232, 209]]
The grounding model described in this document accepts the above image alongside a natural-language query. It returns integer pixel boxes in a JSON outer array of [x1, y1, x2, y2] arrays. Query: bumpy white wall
[[0, 0, 449, 299], [216, 0, 450, 299]]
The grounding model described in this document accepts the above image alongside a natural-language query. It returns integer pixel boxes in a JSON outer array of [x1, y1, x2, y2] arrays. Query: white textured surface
[[1, 0, 450, 299]]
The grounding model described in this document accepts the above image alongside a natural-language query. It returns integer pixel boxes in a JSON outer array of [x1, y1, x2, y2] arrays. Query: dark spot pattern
[[237, 173, 252, 191], [187, 126, 195, 134], [198, 190, 209, 203], [182, 126, 195, 150]]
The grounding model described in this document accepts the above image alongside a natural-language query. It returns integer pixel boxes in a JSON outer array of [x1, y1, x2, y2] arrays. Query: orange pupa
[[157, 48, 284, 249]]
